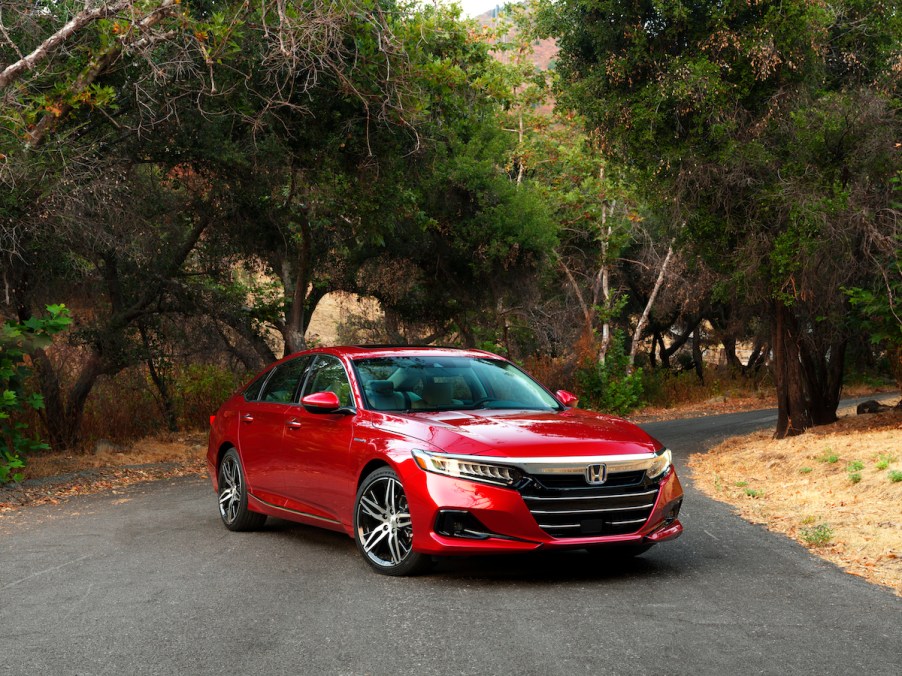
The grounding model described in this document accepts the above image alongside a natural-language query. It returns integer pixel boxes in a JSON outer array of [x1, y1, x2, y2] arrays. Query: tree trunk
[[629, 242, 674, 367], [140, 326, 178, 433], [692, 325, 704, 383], [772, 300, 844, 438], [33, 349, 106, 451]]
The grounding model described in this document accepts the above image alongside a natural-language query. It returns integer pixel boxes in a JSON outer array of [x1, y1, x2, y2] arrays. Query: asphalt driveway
[[1, 404, 899, 675]]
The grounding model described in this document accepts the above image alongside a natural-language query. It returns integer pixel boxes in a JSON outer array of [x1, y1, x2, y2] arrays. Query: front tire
[[218, 448, 266, 532], [353, 468, 430, 576]]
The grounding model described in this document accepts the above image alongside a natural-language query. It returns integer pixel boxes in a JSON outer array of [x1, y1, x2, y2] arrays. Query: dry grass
[[23, 432, 207, 480], [0, 433, 207, 514], [689, 408, 902, 596]]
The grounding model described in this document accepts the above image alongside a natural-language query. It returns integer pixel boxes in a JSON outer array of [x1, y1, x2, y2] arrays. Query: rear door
[[238, 356, 311, 503]]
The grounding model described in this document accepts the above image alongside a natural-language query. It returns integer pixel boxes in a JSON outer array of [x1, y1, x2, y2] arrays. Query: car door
[[238, 356, 311, 504], [281, 354, 357, 520]]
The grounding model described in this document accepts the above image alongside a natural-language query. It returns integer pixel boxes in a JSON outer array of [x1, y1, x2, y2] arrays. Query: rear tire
[[218, 448, 266, 532], [353, 467, 431, 576]]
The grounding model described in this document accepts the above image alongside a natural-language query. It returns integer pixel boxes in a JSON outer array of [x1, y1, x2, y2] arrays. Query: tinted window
[[302, 356, 354, 407], [243, 373, 268, 401], [259, 357, 310, 404]]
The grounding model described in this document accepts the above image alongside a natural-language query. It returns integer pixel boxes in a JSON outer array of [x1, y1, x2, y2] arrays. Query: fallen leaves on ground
[[0, 435, 207, 515], [689, 409, 902, 596]]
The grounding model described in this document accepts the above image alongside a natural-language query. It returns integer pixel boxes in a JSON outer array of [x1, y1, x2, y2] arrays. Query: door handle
[[241, 413, 254, 423], [286, 418, 302, 430]]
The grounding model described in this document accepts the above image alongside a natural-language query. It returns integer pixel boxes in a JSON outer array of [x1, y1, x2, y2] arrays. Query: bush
[[1, 305, 71, 483], [175, 364, 247, 428], [574, 332, 643, 415]]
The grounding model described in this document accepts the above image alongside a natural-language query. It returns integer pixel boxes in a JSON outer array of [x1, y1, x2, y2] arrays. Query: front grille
[[533, 470, 646, 489], [521, 471, 659, 539]]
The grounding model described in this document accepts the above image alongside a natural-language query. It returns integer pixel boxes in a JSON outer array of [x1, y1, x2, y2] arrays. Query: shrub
[[1, 305, 71, 483], [800, 523, 833, 547], [889, 471, 902, 483], [175, 364, 247, 428], [574, 332, 643, 415]]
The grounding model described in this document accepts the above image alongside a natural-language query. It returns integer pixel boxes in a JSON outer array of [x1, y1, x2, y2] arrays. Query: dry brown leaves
[[689, 409, 902, 596], [0, 434, 207, 515]]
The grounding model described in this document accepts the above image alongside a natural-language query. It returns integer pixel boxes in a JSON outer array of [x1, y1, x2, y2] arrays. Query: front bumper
[[398, 457, 684, 556]]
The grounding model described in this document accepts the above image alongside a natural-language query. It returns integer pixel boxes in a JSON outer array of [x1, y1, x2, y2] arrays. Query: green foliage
[[875, 454, 895, 471], [799, 467, 813, 474], [744, 488, 763, 498], [889, 471, 902, 483], [817, 450, 839, 464], [801, 523, 834, 547], [0, 305, 72, 483], [174, 364, 246, 428], [846, 460, 864, 472], [848, 472, 862, 484], [574, 332, 643, 415], [544, 0, 902, 431]]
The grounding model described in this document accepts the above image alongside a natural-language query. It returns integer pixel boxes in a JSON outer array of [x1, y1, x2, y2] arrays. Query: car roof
[[294, 345, 502, 361]]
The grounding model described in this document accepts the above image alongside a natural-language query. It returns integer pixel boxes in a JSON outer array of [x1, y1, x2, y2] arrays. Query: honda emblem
[[585, 463, 607, 485]]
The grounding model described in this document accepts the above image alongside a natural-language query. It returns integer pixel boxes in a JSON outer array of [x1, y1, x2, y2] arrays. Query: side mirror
[[556, 390, 579, 407], [301, 391, 342, 413]]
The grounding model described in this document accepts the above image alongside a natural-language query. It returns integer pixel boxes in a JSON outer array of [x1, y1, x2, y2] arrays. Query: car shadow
[[259, 517, 675, 584], [429, 549, 673, 584]]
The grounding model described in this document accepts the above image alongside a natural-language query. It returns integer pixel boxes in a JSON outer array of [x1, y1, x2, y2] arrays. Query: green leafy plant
[[744, 488, 763, 498], [1, 305, 72, 483], [818, 451, 840, 464], [734, 481, 749, 487], [889, 471, 902, 483], [574, 332, 644, 415], [848, 472, 862, 484], [846, 460, 864, 472], [800, 523, 833, 547], [875, 454, 895, 470], [799, 466, 813, 474]]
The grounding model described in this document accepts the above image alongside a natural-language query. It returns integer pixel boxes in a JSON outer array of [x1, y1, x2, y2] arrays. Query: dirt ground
[[689, 407, 902, 596]]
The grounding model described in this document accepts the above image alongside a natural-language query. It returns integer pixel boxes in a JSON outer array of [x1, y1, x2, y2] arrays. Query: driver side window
[[303, 356, 354, 407]]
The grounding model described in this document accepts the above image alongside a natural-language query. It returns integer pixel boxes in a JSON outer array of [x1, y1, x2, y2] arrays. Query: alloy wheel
[[356, 475, 414, 567], [219, 454, 242, 524]]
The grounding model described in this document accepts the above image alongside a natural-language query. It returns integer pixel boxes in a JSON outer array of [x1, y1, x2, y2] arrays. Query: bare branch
[[0, 0, 132, 90]]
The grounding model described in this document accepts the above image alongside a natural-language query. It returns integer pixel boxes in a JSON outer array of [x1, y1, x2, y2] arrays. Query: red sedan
[[207, 346, 683, 575]]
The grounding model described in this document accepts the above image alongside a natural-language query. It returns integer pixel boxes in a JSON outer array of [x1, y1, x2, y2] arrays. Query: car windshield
[[352, 355, 563, 413]]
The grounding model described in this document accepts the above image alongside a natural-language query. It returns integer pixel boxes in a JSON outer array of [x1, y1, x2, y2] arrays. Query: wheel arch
[[215, 442, 235, 473], [357, 458, 391, 488]]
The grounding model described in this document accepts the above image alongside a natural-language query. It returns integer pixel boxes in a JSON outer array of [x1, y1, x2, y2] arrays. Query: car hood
[[373, 408, 659, 458]]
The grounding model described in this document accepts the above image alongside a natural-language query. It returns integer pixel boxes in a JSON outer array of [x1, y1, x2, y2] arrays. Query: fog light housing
[[663, 497, 683, 525], [435, 510, 491, 540]]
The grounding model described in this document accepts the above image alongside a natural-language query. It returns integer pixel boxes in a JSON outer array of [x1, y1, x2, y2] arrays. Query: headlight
[[646, 448, 672, 480], [412, 449, 522, 487]]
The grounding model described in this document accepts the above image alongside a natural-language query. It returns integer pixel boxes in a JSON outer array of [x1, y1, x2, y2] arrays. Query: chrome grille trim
[[521, 472, 660, 539], [417, 451, 659, 475], [526, 489, 658, 502], [529, 502, 655, 516]]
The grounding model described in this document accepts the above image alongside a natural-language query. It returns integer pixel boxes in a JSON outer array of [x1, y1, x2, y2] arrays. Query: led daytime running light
[[412, 450, 521, 487], [646, 448, 672, 480]]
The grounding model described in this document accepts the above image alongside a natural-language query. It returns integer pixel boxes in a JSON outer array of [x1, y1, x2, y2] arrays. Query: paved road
[[1, 403, 899, 675]]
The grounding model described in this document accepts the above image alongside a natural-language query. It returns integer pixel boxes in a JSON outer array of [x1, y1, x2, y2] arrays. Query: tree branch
[[0, 0, 131, 90]]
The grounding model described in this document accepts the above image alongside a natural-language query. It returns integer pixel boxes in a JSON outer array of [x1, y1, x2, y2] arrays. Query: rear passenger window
[[259, 357, 310, 404], [243, 373, 268, 401]]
